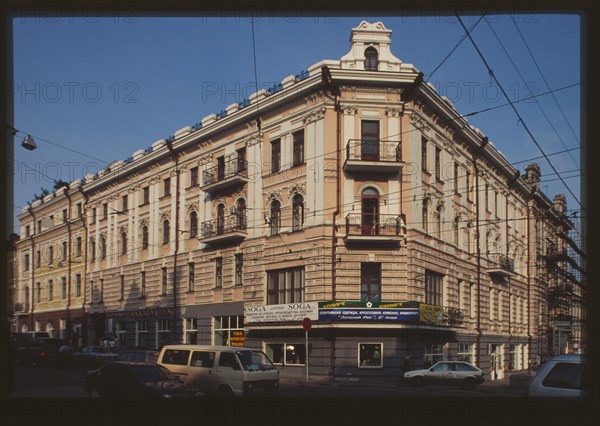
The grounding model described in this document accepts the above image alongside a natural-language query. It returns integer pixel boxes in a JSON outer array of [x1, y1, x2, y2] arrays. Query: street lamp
[[7, 125, 37, 151]]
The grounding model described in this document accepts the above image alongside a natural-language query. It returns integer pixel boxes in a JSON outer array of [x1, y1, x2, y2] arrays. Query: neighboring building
[[6, 233, 19, 333], [15, 181, 87, 346], [14, 21, 584, 380]]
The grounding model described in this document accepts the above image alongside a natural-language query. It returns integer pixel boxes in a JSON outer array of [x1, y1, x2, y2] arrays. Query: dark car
[[115, 350, 159, 363], [84, 361, 204, 399], [15, 338, 74, 367], [74, 346, 120, 368]]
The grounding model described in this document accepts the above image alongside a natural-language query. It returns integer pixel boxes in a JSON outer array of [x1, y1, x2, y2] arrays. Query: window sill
[[185, 185, 198, 190], [139, 202, 150, 207], [159, 195, 171, 200]]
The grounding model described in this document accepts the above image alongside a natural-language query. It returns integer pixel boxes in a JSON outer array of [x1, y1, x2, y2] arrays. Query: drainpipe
[[63, 185, 72, 343], [526, 201, 532, 366], [26, 203, 36, 331], [77, 186, 89, 346], [473, 136, 488, 368], [166, 140, 180, 344]]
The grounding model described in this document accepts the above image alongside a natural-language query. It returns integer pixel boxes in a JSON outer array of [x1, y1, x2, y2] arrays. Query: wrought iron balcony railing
[[201, 158, 248, 192], [487, 253, 515, 277], [345, 139, 402, 162], [200, 214, 247, 244], [345, 213, 405, 244]]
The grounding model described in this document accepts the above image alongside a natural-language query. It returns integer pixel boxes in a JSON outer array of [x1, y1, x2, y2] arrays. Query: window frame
[[292, 130, 305, 166], [358, 342, 383, 368], [425, 270, 443, 306], [271, 139, 281, 173], [267, 267, 305, 304]]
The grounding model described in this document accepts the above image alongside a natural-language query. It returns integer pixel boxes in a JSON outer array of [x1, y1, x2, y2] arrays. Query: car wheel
[[216, 385, 234, 397], [89, 388, 100, 399], [411, 377, 425, 388], [461, 378, 477, 391]]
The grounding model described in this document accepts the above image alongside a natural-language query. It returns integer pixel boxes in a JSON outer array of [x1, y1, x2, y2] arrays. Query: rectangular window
[[235, 254, 243, 286], [62, 277, 66, 299], [122, 195, 128, 212], [120, 275, 125, 300], [359, 343, 383, 368], [494, 191, 498, 216], [271, 139, 281, 173], [190, 167, 198, 187], [163, 177, 171, 197], [361, 120, 380, 161], [62, 241, 67, 261], [37, 220, 42, 233], [49, 246, 53, 264], [237, 147, 247, 172], [103, 203, 108, 219], [90, 279, 93, 302], [360, 262, 381, 303], [92, 208, 97, 223], [435, 146, 441, 180], [142, 187, 150, 205], [213, 316, 244, 346], [215, 257, 222, 288], [76, 237, 82, 257], [136, 320, 150, 349], [422, 203, 428, 233], [454, 162, 459, 194], [265, 342, 306, 366], [37, 282, 41, 302], [36, 250, 41, 268], [425, 270, 443, 306], [157, 319, 171, 349], [267, 267, 305, 304], [24, 254, 30, 272], [485, 184, 489, 211], [184, 318, 198, 344], [62, 209, 67, 223], [424, 344, 444, 368], [99, 278, 104, 303], [26, 225, 31, 237], [76, 274, 81, 297], [48, 279, 53, 301], [188, 262, 195, 292], [140, 271, 146, 298], [161, 267, 167, 294], [457, 344, 474, 364], [421, 136, 428, 172], [293, 130, 304, 166], [76, 203, 82, 218]]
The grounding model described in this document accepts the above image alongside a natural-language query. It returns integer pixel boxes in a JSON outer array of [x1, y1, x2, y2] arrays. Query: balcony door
[[361, 120, 380, 161], [217, 156, 225, 181], [361, 187, 380, 235], [217, 204, 225, 235]]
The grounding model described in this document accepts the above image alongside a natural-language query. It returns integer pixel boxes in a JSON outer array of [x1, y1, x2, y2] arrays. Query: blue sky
[[11, 14, 582, 229]]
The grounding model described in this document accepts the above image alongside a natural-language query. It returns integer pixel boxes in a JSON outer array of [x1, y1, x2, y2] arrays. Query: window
[[163, 178, 171, 197], [494, 191, 498, 216], [361, 263, 381, 303], [364, 46, 378, 71], [76, 274, 81, 297], [136, 321, 150, 349], [424, 344, 444, 368], [97, 236, 106, 260], [359, 343, 382, 367], [271, 139, 281, 173], [24, 254, 29, 272], [36, 250, 41, 268], [270, 200, 281, 235], [103, 203, 108, 219], [62, 277, 66, 299], [190, 167, 198, 187], [422, 203, 428, 233], [542, 363, 584, 390], [489, 288, 495, 321], [48, 246, 54, 264], [454, 163, 459, 194], [457, 344, 474, 364], [184, 318, 198, 344], [26, 225, 30, 237], [293, 130, 304, 166], [37, 220, 42, 233], [425, 270, 443, 306], [213, 316, 244, 346], [48, 279, 53, 300], [120, 275, 125, 300], [99, 278, 104, 303], [62, 209, 67, 223], [236, 199, 246, 229], [267, 267, 305, 304], [421, 136, 428, 171], [361, 120, 379, 161], [89, 240, 95, 262], [435, 146, 441, 180], [190, 350, 214, 367], [161, 267, 167, 294], [121, 195, 128, 212], [24, 287, 30, 311], [141, 226, 149, 249], [235, 254, 243, 286], [189, 212, 198, 238], [142, 187, 150, 205], [435, 207, 442, 239], [157, 320, 170, 349], [485, 184, 489, 211], [163, 220, 170, 244], [36, 282, 41, 302], [140, 271, 146, 298], [188, 262, 195, 292], [121, 232, 127, 255], [76, 202, 82, 218], [265, 343, 306, 366], [215, 257, 222, 288], [454, 216, 460, 246], [76, 237, 82, 257], [292, 194, 304, 231], [466, 169, 471, 201], [161, 348, 191, 366], [92, 208, 97, 223], [237, 147, 247, 172]]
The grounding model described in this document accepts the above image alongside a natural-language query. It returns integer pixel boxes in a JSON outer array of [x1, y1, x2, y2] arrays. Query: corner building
[[15, 21, 582, 381]]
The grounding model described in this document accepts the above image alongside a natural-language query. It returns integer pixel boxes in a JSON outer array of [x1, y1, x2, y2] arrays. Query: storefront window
[[213, 315, 243, 346], [457, 343, 474, 364], [136, 320, 149, 348], [184, 318, 198, 344], [157, 320, 170, 349], [265, 343, 306, 366], [116, 321, 126, 347], [424, 344, 444, 367], [358, 343, 382, 368], [509, 344, 519, 371]]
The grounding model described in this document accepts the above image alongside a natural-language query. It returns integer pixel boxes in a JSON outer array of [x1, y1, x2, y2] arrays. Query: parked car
[[115, 350, 159, 363], [74, 346, 120, 368], [403, 361, 485, 390], [84, 361, 204, 399], [15, 338, 74, 367], [527, 354, 586, 397]]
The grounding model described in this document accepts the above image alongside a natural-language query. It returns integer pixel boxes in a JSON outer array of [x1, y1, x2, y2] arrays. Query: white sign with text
[[244, 303, 319, 323]]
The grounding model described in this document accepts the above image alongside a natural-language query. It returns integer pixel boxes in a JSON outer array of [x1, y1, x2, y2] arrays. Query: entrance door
[[217, 204, 225, 235], [361, 188, 380, 235], [361, 121, 380, 161]]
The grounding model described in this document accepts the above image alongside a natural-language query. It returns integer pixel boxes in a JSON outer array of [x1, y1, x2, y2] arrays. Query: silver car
[[527, 354, 585, 397], [404, 361, 485, 390]]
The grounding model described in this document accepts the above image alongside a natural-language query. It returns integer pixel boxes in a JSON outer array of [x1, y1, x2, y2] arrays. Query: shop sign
[[319, 301, 419, 309], [244, 303, 319, 323], [319, 308, 419, 321], [230, 330, 246, 347], [110, 307, 174, 319], [419, 303, 444, 324]]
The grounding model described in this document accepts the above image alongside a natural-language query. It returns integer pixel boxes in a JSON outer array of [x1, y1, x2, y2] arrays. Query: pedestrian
[[398, 355, 411, 386]]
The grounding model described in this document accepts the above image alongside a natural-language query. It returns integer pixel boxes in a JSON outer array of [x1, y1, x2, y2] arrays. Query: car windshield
[[130, 365, 179, 383], [236, 350, 276, 372]]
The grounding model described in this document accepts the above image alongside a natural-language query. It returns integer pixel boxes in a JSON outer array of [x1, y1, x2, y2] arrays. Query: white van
[[157, 345, 279, 396]]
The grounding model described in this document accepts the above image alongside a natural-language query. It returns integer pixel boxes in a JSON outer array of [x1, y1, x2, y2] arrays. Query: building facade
[[14, 21, 584, 380]]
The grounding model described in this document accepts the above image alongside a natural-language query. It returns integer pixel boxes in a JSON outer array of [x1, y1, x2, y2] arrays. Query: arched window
[[189, 212, 198, 238], [141, 226, 149, 249], [217, 204, 225, 235], [121, 232, 127, 255], [361, 188, 380, 235], [100, 236, 106, 260], [90, 239, 96, 262], [292, 194, 304, 231], [270, 200, 281, 236], [163, 220, 170, 244], [236, 199, 246, 230], [364, 46, 379, 71]]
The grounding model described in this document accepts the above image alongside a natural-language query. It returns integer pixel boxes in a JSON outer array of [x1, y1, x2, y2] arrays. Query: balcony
[[344, 213, 405, 245], [199, 214, 247, 245], [201, 158, 248, 193], [343, 139, 403, 173], [487, 254, 516, 278]]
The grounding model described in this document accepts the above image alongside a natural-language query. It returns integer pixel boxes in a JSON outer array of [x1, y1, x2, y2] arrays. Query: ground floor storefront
[[15, 309, 86, 346]]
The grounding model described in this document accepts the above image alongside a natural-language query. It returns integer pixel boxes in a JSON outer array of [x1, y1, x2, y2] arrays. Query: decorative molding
[[148, 176, 161, 185], [265, 190, 282, 205], [139, 217, 149, 227], [128, 184, 140, 193], [245, 134, 263, 147], [159, 210, 171, 223], [185, 201, 199, 215], [287, 183, 306, 198], [341, 105, 358, 115], [385, 106, 403, 117], [303, 106, 327, 124]]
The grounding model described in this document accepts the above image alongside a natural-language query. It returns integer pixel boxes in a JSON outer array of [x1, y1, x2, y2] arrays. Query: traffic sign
[[302, 317, 312, 332]]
